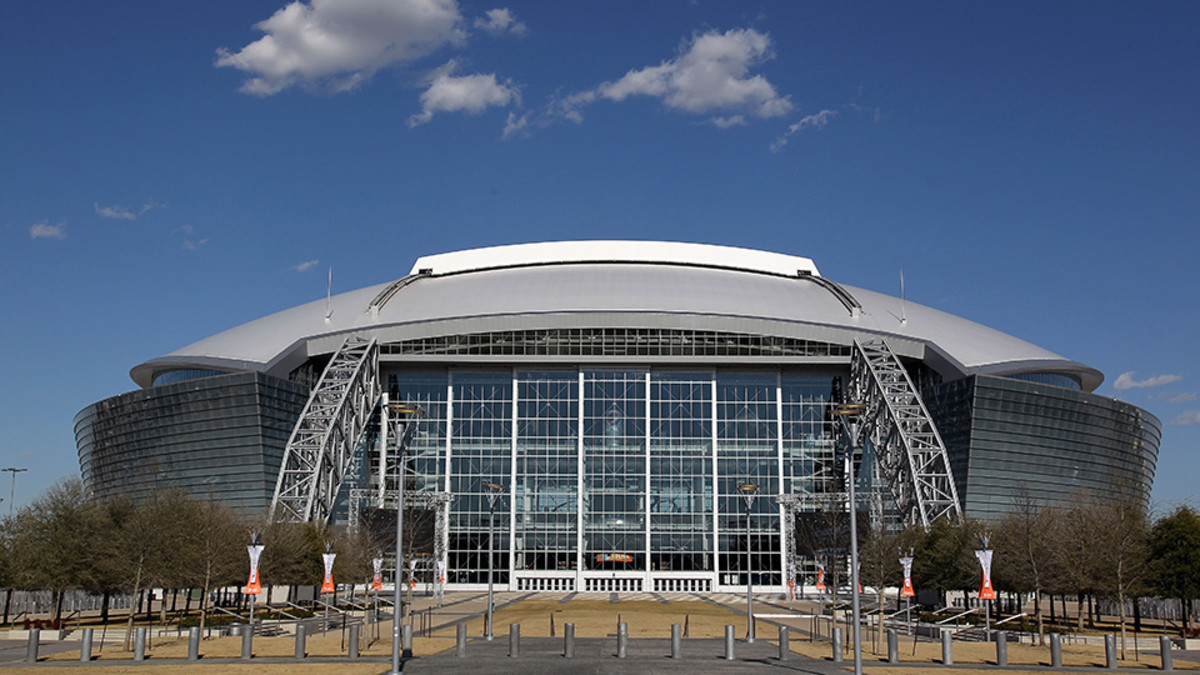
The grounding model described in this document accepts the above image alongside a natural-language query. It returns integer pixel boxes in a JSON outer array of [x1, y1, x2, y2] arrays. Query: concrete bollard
[[832, 627, 843, 663], [725, 624, 735, 660], [295, 624, 307, 659], [941, 629, 953, 665], [402, 624, 413, 658], [456, 623, 467, 657], [349, 624, 360, 659], [240, 626, 252, 660], [887, 628, 897, 664], [564, 622, 575, 658], [1050, 633, 1062, 669], [135, 627, 147, 661], [187, 626, 199, 661], [671, 623, 682, 659], [81, 627, 94, 662], [779, 625, 789, 661], [996, 631, 1008, 666], [1105, 634, 1117, 669], [509, 623, 520, 658], [26, 627, 40, 663], [1160, 634, 1174, 671], [617, 622, 628, 658]]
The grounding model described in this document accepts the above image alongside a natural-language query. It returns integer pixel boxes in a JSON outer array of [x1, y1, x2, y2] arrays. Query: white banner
[[899, 556, 913, 584], [322, 553, 337, 579], [974, 548, 993, 588], [373, 557, 383, 578], [247, 545, 265, 584]]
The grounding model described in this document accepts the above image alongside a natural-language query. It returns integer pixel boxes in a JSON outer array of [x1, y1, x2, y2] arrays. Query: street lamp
[[832, 402, 865, 675], [484, 482, 505, 641], [387, 400, 422, 675], [738, 483, 759, 643], [3, 468, 27, 518]]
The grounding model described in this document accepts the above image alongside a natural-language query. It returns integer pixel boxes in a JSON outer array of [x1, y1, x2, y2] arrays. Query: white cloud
[[502, 110, 532, 139], [183, 238, 209, 251], [29, 222, 66, 240], [1170, 411, 1200, 425], [1169, 392, 1198, 403], [293, 259, 320, 272], [1113, 372, 1183, 391], [95, 200, 156, 220], [408, 60, 519, 126], [474, 8, 526, 36], [769, 108, 838, 152], [216, 0, 466, 95], [711, 115, 746, 129], [586, 28, 792, 120]]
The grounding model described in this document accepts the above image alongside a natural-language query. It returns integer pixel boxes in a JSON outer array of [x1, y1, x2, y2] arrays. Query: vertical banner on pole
[[975, 548, 995, 600], [321, 553, 337, 593], [899, 556, 915, 598], [409, 559, 417, 589], [816, 564, 826, 592], [245, 544, 265, 595], [371, 557, 383, 591]]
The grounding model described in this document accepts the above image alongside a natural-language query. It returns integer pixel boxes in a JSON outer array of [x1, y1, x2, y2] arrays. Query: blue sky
[[2, 1, 1198, 512]]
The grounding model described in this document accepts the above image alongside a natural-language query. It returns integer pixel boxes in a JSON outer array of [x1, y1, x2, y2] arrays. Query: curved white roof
[[132, 241, 1102, 390]]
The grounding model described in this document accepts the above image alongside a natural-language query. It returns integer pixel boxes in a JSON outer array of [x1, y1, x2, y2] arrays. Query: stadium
[[75, 241, 1160, 594]]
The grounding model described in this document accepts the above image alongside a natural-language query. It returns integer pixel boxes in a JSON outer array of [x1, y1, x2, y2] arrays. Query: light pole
[[484, 482, 505, 641], [975, 536, 994, 642], [388, 401, 422, 675], [3, 468, 26, 518], [738, 483, 759, 643], [832, 403, 865, 675]]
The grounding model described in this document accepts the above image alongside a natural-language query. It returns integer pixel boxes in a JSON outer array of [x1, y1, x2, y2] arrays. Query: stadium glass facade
[[383, 367, 840, 592], [74, 242, 1163, 594]]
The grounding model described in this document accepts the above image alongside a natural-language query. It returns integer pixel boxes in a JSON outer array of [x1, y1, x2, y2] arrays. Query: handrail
[[935, 607, 979, 625]]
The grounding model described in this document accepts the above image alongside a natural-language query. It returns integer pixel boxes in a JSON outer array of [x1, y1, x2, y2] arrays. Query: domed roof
[[131, 241, 1102, 390]]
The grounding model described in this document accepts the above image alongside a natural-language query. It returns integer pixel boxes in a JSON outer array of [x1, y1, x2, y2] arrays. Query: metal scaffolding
[[849, 338, 962, 527], [271, 336, 381, 523]]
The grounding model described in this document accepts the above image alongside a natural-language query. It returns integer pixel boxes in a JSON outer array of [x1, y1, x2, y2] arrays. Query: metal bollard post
[[1050, 633, 1062, 669], [240, 626, 252, 660], [26, 627, 40, 663], [996, 631, 1008, 666], [1160, 634, 1174, 671], [832, 627, 843, 663], [187, 626, 199, 661], [941, 629, 953, 665], [725, 625, 735, 660], [887, 628, 897, 664], [1105, 634, 1117, 669], [295, 624, 306, 659], [671, 623, 682, 659], [779, 625, 789, 661], [617, 622, 628, 658], [81, 627, 94, 662], [564, 622, 575, 658], [402, 624, 413, 658], [135, 626, 147, 661], [456, 623, 467, 657], [509, 623, 520, 658], [349, 624, 360, 659]]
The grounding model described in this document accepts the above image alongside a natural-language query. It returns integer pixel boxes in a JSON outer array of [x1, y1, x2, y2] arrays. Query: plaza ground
[[2, 591, 1197, 673]]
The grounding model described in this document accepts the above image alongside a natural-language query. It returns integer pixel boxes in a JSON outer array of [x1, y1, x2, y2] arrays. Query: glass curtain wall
[[447, 373, 512, 584], [649, 373, 713, 572], [716, 374, 781, 585], [391, 369, 836, 586], [781, 376, 838, 581], [515, 372, 578, 572], [582, 371, 647, 571]]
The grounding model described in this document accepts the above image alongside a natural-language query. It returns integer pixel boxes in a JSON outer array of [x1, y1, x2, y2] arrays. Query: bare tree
[[178, 499, 244, 636], [1091, 496, 1149, 659], [993, 488, 1058, 644]]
